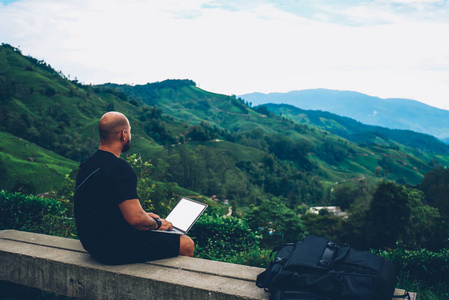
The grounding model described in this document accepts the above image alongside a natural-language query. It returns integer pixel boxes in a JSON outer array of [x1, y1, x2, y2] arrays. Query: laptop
[[156, 197, 207, 234]]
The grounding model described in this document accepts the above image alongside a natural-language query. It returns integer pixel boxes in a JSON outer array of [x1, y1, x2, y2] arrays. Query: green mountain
[[0, 44, 164, 192], [103, 82, 449, 187], [0, 131, 77, 193], [100, 81, 277, 133], [262, 103, 449, 155], [239, 89, 449, 143], [1, 43, 448, 207]]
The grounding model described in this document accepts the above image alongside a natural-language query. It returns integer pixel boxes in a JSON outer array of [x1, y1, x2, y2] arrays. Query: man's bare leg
[[179, 235, 195, 257]]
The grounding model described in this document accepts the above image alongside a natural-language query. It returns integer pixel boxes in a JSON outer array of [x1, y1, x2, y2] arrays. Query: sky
[[1, 0, 448, 110]]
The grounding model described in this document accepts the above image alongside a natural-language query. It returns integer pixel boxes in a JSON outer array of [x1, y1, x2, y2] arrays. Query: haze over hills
[[239, 89, 449, 143]]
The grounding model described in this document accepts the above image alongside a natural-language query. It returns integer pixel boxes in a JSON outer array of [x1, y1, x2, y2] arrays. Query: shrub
[[189, 212, 263, 263], [245, 197, 306, 248], [227, 247, 272, 268], [0, 190, 76, 238], [373, 244, 449, 286]]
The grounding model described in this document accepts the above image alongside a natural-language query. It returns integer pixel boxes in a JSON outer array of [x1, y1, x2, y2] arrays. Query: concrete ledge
[[0, 230, 267, 300], [0, 230, 416, 300]]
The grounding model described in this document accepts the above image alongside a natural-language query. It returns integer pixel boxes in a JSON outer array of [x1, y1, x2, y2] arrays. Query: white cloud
[[1, 0, 449, 110]]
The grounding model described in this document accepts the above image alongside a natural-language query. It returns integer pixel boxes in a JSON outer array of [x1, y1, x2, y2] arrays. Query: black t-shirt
[[74, 150, 139, 251]]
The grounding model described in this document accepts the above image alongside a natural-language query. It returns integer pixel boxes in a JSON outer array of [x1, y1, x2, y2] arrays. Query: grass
[[396, 271, 449, 299], [200, 140, 267, 162], [0, 131, 78, 193]]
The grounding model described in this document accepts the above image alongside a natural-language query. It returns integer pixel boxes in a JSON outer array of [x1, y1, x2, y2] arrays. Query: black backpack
[[256, 235, 402, 300]]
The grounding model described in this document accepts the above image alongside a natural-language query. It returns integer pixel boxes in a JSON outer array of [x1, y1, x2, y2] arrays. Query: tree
[[300, 213, 343, 242], [45, 87, 56, 97], [266, 134, 312, 161], [245, 197, 306, 248], [185, 121, 219, 141], [0, 76, 14, 100], [25, 126, 40, 142], [418, 167, 449, 217], [363, 181, 440, 250], [332, 182, 360, 210], [126, 154, 155, 212]]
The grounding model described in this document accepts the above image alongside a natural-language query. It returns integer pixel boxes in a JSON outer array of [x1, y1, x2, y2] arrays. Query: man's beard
[[122, 140, 131, 152]]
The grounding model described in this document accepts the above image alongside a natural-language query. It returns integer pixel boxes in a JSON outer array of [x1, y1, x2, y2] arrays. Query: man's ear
[[120, 130, 126, 141]]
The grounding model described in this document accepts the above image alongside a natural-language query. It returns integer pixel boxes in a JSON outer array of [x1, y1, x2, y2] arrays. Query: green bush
[[2, 189, 449, 297], [189, 212, 264, 263], [227, 247, 272, 268], [245, 197, 306, 248], [0, 190, 76, 238], [373, 244, 449, 286]]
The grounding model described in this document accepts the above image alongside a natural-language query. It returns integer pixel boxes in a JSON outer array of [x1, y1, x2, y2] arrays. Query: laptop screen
[[165, 197, 207, 233]]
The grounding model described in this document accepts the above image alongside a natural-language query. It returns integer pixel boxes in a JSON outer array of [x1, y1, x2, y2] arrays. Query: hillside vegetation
[[1, 43, 449, 200], [263, 103, 449, 155], [0, 131, 77, 193], [104, 82, 449, 187]]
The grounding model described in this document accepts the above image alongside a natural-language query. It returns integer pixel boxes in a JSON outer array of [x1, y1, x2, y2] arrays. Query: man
[[74, 111, 194, 264]]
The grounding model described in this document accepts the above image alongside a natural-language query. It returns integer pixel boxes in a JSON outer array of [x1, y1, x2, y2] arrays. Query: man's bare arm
[[119, 199, 173, 231]]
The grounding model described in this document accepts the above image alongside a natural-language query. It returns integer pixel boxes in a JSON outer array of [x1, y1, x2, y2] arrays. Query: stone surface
[[0, 230, 267, 300], [0, 230, 416, 300]]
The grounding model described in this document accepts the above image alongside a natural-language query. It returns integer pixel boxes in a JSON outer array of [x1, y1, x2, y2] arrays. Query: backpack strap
[[392, 292, 411, 299], [319, 240, 339, 267]]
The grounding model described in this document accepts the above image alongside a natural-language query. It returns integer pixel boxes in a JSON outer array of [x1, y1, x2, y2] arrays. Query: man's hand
[[147, 212, 173, 231], [119, 199, 173, 231], [158, 219, 174, 231], [147, 212, 160, 219]]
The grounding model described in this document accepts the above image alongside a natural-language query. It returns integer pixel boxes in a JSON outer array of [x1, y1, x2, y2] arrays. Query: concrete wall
[[0, 230, 415, 300], [0, 230, 267, 300]]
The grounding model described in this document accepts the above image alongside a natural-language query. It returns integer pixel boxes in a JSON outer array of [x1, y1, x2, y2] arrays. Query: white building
[[309, 206, 348, 218]]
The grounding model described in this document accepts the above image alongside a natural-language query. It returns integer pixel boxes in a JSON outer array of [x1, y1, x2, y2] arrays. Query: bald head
[[99, 112, 130, 142]]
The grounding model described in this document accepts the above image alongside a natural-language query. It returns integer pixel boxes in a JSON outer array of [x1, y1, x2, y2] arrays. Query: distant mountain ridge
[[262, 103, 449, 155], [239, 89, 449, 143]]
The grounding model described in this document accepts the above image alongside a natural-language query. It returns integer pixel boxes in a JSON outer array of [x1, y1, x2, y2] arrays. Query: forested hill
[[99, 82, 449, 156], [262, 103, 449, 155], [1, 43, 449, 208], [239, 89, 449, 143], [99, 82, 449, 188]]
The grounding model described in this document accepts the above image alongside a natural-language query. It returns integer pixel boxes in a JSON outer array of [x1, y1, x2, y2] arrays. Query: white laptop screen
[[165, 198, 207, 233]]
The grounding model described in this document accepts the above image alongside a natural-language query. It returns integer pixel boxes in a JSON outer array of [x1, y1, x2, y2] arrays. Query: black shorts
[[88, 231, 181, 265]]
